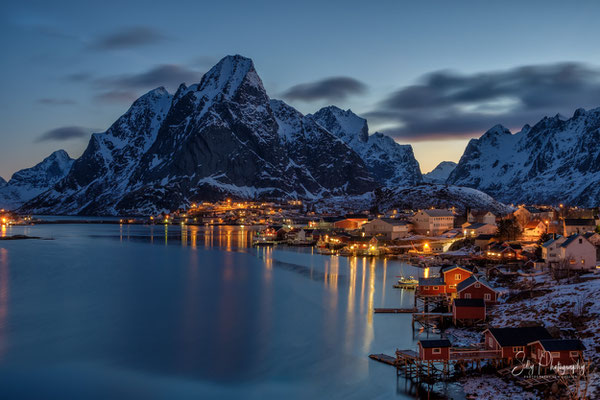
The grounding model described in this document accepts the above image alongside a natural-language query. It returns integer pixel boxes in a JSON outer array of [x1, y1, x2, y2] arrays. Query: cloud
[[93, 90, 139, 104], [369, 62, 600, 141], [282, 77, 367, 102], [37, 98, 76, 106], [95, 64, 203, 91], [35, 126, 90, 142], [88, 26, 167, 50]]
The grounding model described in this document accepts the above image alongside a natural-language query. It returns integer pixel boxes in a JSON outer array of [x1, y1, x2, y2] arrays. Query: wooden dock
[[374, 308, 417, 313], [369, 353, 398, 366]]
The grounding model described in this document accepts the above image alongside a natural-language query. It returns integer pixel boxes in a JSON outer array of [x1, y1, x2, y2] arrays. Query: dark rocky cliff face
[[22, 55, 382, 215]]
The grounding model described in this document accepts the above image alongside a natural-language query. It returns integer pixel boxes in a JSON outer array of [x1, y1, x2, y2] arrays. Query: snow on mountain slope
[[0, 150, 74, 210], [447, 109, 600, 207], [311, 106, 422, 187], [22, 55, 376, 215], [423, 161, 457, 184], [375, 184, 513, 214], [0, 177, 6, 188], [22, 88, 173, 215]]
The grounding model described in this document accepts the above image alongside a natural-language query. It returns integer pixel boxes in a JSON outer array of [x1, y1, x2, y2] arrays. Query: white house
[[541, 236, 567, 265], [412, 209, 455, 236], [468, 210, 497, 226], [563, 219, 596, 236], [362, 218, 411, 240], [559, 234, 597, 270], [462, 222, 497, 237]]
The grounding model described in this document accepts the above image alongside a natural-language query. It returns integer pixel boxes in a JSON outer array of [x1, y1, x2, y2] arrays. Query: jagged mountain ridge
[[447, 109, 600, 207], [0, 150, 74, 209], [311, 106, 423, 187], [22, 55, 387, 215], [423, 161, 457, 184]]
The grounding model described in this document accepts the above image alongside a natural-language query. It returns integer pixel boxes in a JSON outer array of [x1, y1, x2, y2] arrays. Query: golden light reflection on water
[[1, 224, 7, 238], [0, 248, 8, 360]]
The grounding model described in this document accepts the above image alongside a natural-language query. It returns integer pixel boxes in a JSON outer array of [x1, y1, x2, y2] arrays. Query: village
[[175, 200, 600, 398], [3, 202, 600, 398]]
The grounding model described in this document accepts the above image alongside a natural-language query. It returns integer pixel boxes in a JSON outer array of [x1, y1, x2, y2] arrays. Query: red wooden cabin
[[452, 298, 485, 325], [528, 339, 585, 366], [440, 265, 474, 294], [417, 277, 447, 296], [457, 276, 499, 304], [483, 326, 552, 362], [418, 339, 451, 361]]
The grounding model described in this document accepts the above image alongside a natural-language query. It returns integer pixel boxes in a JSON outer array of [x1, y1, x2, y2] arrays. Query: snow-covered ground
[[488, 272, 600, 398]]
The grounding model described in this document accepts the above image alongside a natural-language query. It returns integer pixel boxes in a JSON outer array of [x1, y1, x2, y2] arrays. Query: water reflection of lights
[[0, 248, 8, 359], [0, 225, 6, 238]]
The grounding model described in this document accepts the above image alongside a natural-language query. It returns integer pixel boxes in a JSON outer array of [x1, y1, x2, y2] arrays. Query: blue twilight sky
[[2, 0, 600, 180]]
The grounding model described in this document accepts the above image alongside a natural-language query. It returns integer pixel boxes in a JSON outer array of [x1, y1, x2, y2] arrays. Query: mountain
[[0, 150, 74, 210], [375, 184, 513, 214], [311, 106, 422, 187], [0, 177, 6, 188], [423, 161, 457, 184], [447, 109, 600, 207], [22, 55, 377, 215]]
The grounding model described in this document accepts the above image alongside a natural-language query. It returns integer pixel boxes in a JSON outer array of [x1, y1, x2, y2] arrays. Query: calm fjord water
[[0, 224, 460, 399]]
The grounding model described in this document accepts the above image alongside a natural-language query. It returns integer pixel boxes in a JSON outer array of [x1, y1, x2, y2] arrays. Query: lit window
[[455, 273, 461, 280]]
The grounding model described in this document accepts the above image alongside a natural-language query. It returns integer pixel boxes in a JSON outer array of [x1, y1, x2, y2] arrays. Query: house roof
[[470, 210, 494, 217], [418, 277, 445, 286], [564, 218, 596, 226], [524, 220, 544, 229], [423, 209, 454, 217], [440, 265, 474, 274], [583, 232, 600, 239], [378, 218, 410, 226], [542, 236, 563, 248], [453, 298, 485, 307], [533, 339, 585, 351], [465, 222, 487, 229], [456, 276, 496, 292], [486, 326, 552, 347], [475, 234, 496, 241], [560, 234, 586, 248], [419, 339, 451, 348], [524, 206, 542, 213]]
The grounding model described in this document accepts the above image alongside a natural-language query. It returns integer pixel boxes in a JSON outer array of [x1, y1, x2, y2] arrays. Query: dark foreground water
[[0, 223, 464, 399]]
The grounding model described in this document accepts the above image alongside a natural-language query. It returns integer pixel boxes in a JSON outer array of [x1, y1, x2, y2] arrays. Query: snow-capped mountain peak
[[311, 106, 422, 187], [311, 105, 368, 143], [0, 150, 74, 210], [423, 161, 457, 184], [448, 107, 600, 206]]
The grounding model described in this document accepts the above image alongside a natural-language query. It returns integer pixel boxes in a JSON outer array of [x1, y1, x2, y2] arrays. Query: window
[[488, 337, 494, 347], [579, 238, 583, 244], [465, 293, 471, 299], [551, 352, 561, 358], [432, 348, 441, 354], [570, 259, 576, 265], [433, 286, 439, 290], [455, 273, 462, 280], [484, 293, 491, 301], [570, 351, 580, 358], [475, 283, 481, 288], [513, 346, 524, 353]]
